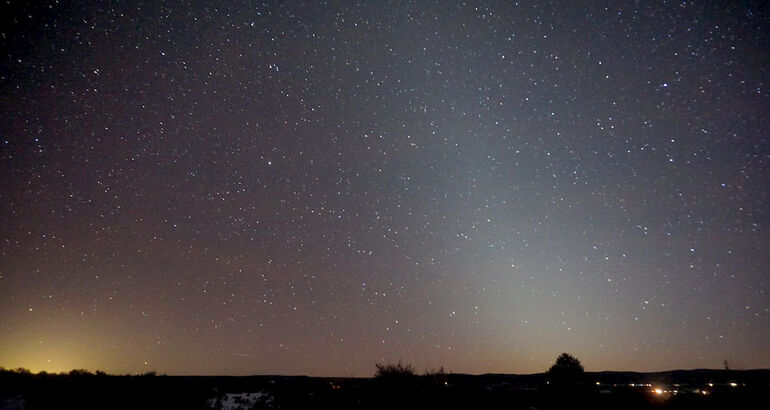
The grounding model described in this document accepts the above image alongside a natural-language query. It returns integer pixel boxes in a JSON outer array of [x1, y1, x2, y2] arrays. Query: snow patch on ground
[[208, 391, 273, 410], [0, 396, 25, 410]]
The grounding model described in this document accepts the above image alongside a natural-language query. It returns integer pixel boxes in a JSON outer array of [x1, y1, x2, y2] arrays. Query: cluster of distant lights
[[594, 381, 741, 397], [650, 381, 742, 397], [652, 387, 708, 396]]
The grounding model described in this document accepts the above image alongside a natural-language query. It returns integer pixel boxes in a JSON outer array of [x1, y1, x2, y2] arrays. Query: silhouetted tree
[[547, 353, 585, 389]]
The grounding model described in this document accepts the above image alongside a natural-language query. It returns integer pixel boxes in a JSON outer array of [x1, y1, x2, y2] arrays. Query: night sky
[[1, 1, 768, 377]]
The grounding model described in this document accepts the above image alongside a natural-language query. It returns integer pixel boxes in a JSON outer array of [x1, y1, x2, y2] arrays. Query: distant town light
[[654, 388, 663, 395], [729, 382, 738, 387]]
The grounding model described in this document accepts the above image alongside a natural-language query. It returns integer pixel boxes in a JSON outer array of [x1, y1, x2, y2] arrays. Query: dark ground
[[1, 368, 768, 410]]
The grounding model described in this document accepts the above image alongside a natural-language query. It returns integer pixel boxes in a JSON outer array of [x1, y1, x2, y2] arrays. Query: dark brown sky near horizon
[[0, 1, 768, 376]]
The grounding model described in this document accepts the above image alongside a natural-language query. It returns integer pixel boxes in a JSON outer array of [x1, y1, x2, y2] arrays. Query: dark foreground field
[[1, 368, 768, 410]]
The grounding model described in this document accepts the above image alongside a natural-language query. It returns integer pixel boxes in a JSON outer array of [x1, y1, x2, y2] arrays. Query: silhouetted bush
[[374, 361, 415, 379], [423, 366, 449, 388], [373, 361, 417, 407], [424, 366, 446, 377], [68, 369, 94, 377]]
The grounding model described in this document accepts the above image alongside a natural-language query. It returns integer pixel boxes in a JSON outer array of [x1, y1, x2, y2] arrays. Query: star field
[[1, 1, 768, 376]]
